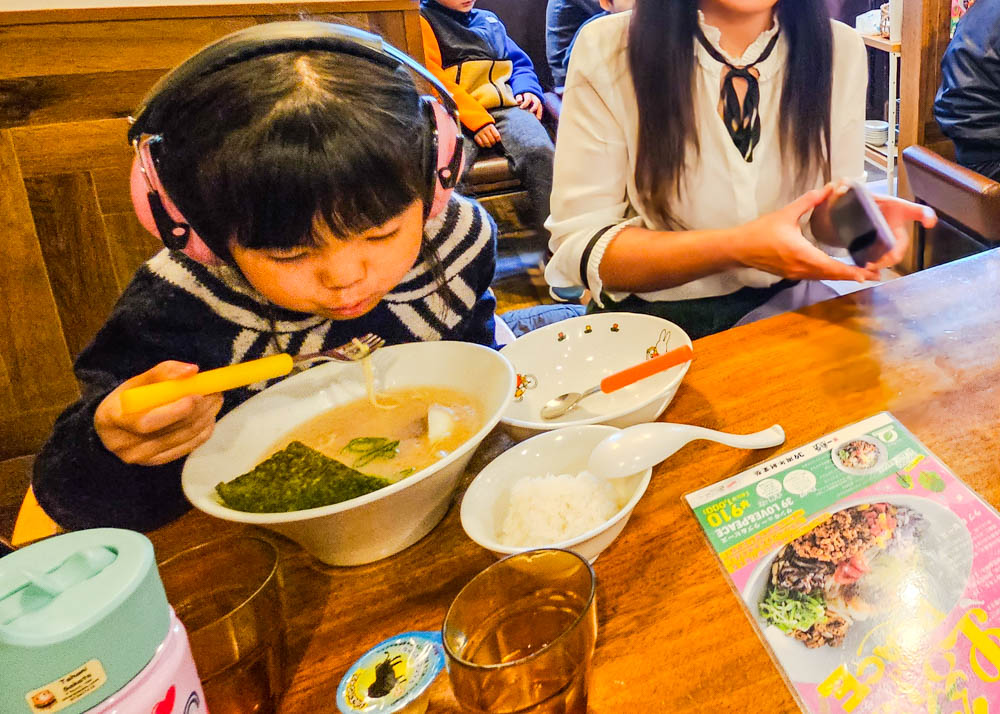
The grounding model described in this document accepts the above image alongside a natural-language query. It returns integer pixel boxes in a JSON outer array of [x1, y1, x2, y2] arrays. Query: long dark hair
[[153, 51, 430, 262], [628, 0, 833, 228]]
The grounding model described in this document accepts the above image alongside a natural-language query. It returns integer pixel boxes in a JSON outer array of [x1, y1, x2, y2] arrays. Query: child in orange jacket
[[420, 0, 555, 228]]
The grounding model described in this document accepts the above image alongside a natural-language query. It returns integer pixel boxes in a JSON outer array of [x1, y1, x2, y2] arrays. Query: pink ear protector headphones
[[128, 21, 465, 266]]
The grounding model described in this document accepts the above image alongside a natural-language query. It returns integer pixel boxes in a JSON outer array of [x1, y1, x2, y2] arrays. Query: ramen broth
[[267, 387, 482, 482]]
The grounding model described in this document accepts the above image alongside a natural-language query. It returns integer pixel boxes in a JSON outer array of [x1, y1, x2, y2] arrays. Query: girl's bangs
[[221, 111, 426, 249]]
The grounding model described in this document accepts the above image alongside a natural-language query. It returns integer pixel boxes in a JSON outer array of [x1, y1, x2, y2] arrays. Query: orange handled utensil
[[119, 354, 294, 414], [600, 344, 693, 392], [119, 333, 384, 414], [540, 344, 693, 420]]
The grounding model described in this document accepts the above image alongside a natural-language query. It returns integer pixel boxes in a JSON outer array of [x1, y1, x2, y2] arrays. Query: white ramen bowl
[[182, 341, 515, 566], [499, 313, 692, 440], [461, 425, 652, 563]]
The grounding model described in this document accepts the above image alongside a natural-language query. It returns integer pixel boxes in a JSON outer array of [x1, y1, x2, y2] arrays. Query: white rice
[[498, 471, 619, 547]]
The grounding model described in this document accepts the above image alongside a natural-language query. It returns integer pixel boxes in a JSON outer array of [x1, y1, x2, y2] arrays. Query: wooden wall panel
[[899, 0, 953, 196], [0, 70, 163, 128], [401, 10, 425, 63], [11, 118, 133, 177], [896, 0, 952, 272], [258, 11, 378, 36], [0, 130, 79, 459], [102, 212, 163, 291], [26, 172, 122, 358], [92, 166, 135, 215], [1, 412, 73, 464], [0, 1, 425, 463], [0, 18, 252, 79], [0, 352, 14, 416]]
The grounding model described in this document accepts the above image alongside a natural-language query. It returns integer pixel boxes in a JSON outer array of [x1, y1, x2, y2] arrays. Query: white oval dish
[[499, 313, 692, 440]]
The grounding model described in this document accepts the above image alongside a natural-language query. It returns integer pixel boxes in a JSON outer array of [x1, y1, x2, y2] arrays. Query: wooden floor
[[493, 237, 554, 313]]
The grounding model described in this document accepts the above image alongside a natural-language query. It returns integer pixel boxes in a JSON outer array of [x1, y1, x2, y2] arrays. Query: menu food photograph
[[687, 412, 1000, 713]]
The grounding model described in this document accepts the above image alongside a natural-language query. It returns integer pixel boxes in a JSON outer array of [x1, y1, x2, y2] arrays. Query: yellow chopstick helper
[[119, 353, 294, 414]]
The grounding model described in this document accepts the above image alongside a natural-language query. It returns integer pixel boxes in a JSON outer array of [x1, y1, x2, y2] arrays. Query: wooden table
[[148, 250, 1000, 712]]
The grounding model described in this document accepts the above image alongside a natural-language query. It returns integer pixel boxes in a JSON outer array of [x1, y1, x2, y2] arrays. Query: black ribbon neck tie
[[696, 28, 781, 163]]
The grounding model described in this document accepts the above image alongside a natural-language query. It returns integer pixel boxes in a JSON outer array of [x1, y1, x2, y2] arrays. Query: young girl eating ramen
[[32, 22, 503, 531]]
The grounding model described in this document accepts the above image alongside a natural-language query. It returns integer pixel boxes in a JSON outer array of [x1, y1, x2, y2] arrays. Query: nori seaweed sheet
[[216, 441, 391, 513]]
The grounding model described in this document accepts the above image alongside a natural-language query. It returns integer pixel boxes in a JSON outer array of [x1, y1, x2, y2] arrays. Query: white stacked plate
[[865, 119, 890, 147]]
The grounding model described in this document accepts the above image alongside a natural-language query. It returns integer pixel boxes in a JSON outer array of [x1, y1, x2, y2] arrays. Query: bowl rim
[[459, 424, 654, 555], [182, 341, 516, 524], [498, 313, 692, 431]]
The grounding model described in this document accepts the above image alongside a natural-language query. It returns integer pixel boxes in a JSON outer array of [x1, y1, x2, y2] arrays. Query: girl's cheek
[[265, 262, 313, 299]]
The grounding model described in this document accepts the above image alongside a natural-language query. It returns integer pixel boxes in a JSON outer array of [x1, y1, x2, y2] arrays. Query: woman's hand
[[864, 191, 937, 269], [734, 185, 880, 282], [516, 92, 544, 119], [95, 361, 224, 466], [473, 124, 502, 148], [812, 182, 938, 270]]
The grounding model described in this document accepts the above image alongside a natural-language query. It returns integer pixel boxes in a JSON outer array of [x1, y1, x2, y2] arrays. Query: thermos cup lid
[[0, 528, 170, 714]]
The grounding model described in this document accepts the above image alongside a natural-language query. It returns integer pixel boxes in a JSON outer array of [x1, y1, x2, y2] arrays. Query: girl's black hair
[[627, 0, 833, 229], [153, 50, 430, 261]]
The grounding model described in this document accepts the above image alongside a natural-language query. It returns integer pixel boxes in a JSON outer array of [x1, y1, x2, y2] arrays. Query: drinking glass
[[442, 549, 597, 714], [157, 535, 285, 714]]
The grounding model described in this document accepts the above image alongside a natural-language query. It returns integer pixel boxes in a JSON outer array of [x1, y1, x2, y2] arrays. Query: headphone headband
[[127, 20, 465, 262], [128, 21, 458, 142]]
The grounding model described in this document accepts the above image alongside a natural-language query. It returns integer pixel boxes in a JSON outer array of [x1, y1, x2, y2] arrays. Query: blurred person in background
[[546, 0, 603, 89], [561, 0, 635, 81], [934, 0, 1000, 180]]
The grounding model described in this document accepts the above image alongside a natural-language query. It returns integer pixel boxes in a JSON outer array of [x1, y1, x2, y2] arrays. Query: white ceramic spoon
[[588, 422, 786, 480]]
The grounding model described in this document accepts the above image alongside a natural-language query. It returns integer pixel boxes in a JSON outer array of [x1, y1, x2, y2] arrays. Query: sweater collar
[[422, 0, 474, 25]]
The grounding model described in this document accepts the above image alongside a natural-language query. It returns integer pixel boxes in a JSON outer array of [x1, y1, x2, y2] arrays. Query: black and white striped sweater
[[33, 194, 498, 532]]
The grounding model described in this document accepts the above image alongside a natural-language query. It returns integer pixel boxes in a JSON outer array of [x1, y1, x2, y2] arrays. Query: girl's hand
[[735, 186, 880, 282], [95, 361, 224, 466], [516, 92, 544, 119], [474, 124, 502, 148]]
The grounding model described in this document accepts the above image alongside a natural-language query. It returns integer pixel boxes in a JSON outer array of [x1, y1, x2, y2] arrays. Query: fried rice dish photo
[[835, 438, 883, 471], [758, 503, 925, 648]]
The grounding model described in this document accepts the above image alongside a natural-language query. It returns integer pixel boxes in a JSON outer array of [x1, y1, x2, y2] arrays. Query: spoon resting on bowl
[[119, 333, 384, 414], [588, 422, 786, 480], [540, 344, 694, 420]]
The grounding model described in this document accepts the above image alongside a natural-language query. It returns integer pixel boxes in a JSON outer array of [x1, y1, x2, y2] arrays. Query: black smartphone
[[828, 180, 895, 267]]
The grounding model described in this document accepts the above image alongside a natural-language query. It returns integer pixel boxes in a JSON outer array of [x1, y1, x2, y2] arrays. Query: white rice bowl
[[498, 471, 618, 547], [461, 425, 652, 563]]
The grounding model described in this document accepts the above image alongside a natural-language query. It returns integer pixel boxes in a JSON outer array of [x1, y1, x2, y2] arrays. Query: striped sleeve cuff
[[582, 216, 644, 308]]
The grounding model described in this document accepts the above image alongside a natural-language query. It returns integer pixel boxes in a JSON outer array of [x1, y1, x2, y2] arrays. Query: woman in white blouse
[[545, 0, 935, 338]]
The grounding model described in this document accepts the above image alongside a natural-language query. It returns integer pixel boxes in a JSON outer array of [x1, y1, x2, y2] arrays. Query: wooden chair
[[0, 456, 59, 553], [901, 145, 1000, 270], [0, 458, 33, 553], [463, 151, 555, 241]]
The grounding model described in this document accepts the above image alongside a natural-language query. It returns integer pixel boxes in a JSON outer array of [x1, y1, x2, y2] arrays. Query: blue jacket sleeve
[[32, 391, 192, 532], [505, 36, 545, 99]]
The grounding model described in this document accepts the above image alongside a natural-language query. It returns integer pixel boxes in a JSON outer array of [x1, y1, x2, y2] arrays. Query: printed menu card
[[686, 412, 1000, 712]]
